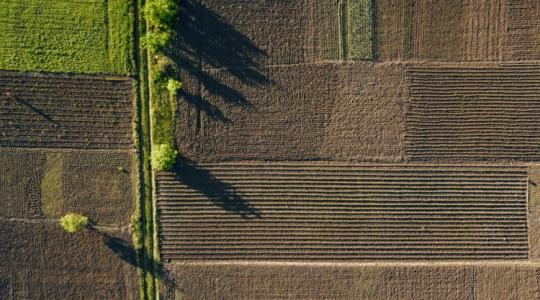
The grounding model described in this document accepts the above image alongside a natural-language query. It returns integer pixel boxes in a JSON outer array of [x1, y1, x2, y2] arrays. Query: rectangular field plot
[[406, 64, 540, 161], [376, 0, 508, 61], [505, 0, 540, 60], [162, 263, 540, 300], [177, 63, 406, 162], [0, 0, 133, 74], [0, 71, 133, 149], [157, 163, 528, 261]]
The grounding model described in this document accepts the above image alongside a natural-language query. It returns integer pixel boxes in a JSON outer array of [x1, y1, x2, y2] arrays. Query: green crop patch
[[0, 0, 134, 74], [347, 0, 372, 59]]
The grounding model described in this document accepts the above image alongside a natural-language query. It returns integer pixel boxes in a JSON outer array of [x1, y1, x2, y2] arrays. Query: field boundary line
[[167, 260, 540, 267]]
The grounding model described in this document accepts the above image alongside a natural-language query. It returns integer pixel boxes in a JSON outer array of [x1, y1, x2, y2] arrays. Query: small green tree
[[152, 144, 177, 171], [60, 213, 89, 234], [141, 30, 171, 52], [166, 79, 182, 96], [144, 0, 180, 29]]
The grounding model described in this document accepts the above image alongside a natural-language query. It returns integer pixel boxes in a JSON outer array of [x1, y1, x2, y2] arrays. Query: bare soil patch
[[406, 63, 540, 162], [0, 148, 135, 225], [157, 163, 528, 261], [177, 62, 406, 162], [0, 220, 138, 299], [0, 71, 134, 149], [160, 262, 539, 300]]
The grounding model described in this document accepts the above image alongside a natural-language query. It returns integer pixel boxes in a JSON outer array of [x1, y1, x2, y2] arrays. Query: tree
[[152, 144, 177, 171], [60, 213, 89, 233]]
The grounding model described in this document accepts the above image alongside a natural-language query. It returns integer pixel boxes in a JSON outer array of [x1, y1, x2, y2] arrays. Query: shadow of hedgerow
[[167, 0, 271, 123], [83, 222, 178, 292]]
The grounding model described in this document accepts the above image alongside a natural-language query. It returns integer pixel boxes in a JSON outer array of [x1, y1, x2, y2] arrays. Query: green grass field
[[0, 0, 134, 74]]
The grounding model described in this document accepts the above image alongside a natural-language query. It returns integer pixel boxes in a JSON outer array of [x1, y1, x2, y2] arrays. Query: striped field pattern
[[0, 72, 133, 149], [157, 163, 528, 261], [406, 64, 540, 161]]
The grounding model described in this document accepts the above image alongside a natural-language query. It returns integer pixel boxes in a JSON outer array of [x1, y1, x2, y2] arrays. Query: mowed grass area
[[0, 0, 134, 74]]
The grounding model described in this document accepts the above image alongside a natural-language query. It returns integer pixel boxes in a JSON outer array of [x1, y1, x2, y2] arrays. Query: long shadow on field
[[172, 158, 261, 219], [4, 90, 60, 127], [87, 224, 178, 291], [167, 0, 271, 123]]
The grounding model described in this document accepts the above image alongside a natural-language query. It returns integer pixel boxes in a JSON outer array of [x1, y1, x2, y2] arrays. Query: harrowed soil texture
[[155, 0, 540, 299], [0, 71, 139, 297]]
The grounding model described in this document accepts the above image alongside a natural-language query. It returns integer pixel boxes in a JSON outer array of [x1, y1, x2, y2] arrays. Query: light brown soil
[[376, 0, 540, 62], [0, 220, 138, 299], [157, 163, 528, 261], [528, 164, 540, 261], [160, 262, 540, 300], [0, 148, 136, 225], [0, 71, 134, 149], [177, 62, 406, 162], [406, 63, 540, 162], [505, 0, 540, 61], [376, 0, 408, 60]]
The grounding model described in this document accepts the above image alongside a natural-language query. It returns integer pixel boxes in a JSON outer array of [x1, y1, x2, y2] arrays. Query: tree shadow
[[170, 157, 261, 219], [86, 223, 178, 291], [4, 90, 60, 127], [167, 0, 271, 122]]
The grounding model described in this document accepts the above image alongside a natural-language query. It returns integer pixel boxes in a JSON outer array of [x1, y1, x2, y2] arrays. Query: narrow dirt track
[[157, 163, 528, 261]]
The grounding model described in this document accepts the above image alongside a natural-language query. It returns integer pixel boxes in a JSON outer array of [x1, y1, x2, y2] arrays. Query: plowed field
[[161, 262, 540, 300], [0, 72, 133, 149], [406, 64, 540, 161], [177, 63, 406, 162], [157, 163, 528, 261]]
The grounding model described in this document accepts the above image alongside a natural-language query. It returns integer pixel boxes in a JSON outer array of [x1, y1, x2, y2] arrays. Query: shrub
[[166, 79, 182, 96], [144, 0, 179, 29], [152, 144, 177, 171], [151, 55, 174, 84], [60, 213, 89, 233], [142, 30, 171, 52]]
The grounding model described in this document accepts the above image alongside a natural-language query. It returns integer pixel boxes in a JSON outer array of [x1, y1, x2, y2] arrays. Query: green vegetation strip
[[133, 0, 155, 298], [347, 0, 372, 59], [0, 0, 134, 74]]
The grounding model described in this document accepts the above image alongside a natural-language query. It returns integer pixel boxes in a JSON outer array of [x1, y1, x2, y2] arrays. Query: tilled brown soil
[[406, 63, 540, 162], [0, 220, 138, 299], [160, 262, 540, 300], [377, 0, 539, 62], [177, 62, 406, 162], [0, 71, 134, 149], [157, 163, 528, 261], [505, 0, 540, 61], [0, 148, 135, 225], [177, 0, 340, 68]]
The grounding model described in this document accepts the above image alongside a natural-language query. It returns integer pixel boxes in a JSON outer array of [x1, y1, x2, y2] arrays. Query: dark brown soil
[[157, 164, 528, 261], [376, 0, 540, 62], [0, 71, 134, 149], [177, 62, 406, 162], [406, 63, 540, 162], [159, 262, 540, 300], [0, 220, 138, 299], [0, 148, 135, 225]]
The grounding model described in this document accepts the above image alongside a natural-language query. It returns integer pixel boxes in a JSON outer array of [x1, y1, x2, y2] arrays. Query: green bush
[[142, 30, 171, 52], [166, 79, 182, 96], [144, 0, 179, 29], [151, 55, 174, 84], [60, 213, 89, 233], [152, 144, 177, 171]]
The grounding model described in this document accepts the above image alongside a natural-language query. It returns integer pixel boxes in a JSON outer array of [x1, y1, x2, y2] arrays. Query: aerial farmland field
[[2, 0, 540, 299]]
